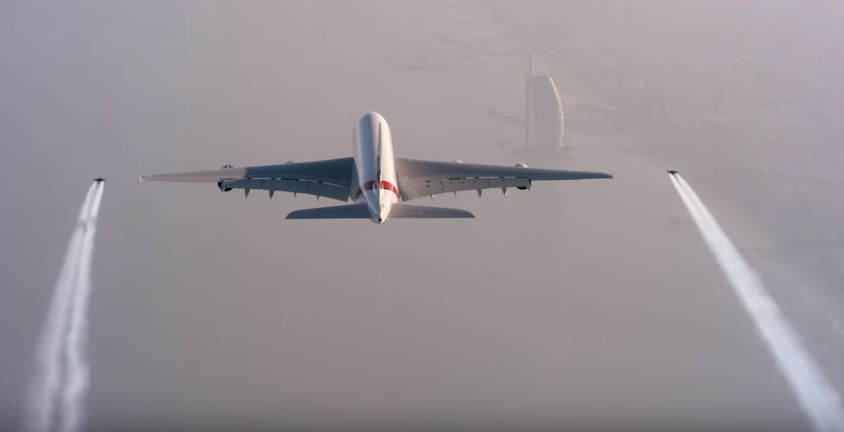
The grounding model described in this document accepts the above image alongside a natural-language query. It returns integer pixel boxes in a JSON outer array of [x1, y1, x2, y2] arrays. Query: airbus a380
[[140, 112, 612, 223]]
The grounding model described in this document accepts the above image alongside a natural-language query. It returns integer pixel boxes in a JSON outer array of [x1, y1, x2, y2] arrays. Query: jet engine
[[217, 164, 235, 192], [514, 163, 530, 190]]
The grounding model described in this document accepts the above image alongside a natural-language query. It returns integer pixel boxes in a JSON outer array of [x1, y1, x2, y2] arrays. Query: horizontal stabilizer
[[388, 203, 475, 219], [286, 203, 371, 219]]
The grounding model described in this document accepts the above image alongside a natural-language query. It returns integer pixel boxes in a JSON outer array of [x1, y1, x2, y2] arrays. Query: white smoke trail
[[23, 184, 96, 432], [669, 173, 844, 432], [58, 182, 103, 432], [22, 182, 104, 432]]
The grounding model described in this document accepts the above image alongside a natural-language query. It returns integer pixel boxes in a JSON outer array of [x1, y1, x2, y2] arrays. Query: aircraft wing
[[140, 157, 355, 202], [394, 158, 612, 201]]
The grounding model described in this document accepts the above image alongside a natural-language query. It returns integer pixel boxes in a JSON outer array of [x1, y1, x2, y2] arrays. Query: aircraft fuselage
[[351, 112, 399, 224]]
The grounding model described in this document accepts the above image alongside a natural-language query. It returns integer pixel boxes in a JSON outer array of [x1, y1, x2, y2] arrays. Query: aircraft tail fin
[[286, 203, 371, 219], [388, 203, 475, 219]]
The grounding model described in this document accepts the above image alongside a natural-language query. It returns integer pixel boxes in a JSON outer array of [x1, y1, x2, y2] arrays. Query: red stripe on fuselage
[[354, 180, 375, 199], [380, 180, 399, 197], [354, 180, 399, 199]]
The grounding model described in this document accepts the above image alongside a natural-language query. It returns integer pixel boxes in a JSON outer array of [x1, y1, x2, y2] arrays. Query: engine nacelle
[[515, 163, 530, 190], [218, 164, 235, 192]]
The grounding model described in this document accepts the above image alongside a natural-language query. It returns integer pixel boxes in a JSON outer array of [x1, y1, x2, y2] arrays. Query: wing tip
[[285, 210, 308, 219], [456, 208, 476, 218], [448, 209, 476, 219]]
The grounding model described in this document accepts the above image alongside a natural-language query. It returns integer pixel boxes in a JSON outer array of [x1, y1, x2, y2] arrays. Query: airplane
[[140, 112, 613, 224], [667, 170, 678, 175], [94, 178, 105, 182]]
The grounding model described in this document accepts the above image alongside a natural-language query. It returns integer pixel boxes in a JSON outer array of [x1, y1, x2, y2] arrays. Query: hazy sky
[[2, 1, 843, 430]]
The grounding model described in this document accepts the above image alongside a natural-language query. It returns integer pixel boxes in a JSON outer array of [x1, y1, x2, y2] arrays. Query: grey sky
[[2, 1, 843, 430]]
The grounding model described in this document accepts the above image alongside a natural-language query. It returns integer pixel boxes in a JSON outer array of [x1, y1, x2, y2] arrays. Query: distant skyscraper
[[524, 53, 564, 149]]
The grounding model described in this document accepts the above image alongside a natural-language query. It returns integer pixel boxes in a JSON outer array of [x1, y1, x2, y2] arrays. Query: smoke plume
[[669, 173, 844, 432], [22, 181, 105, 432]]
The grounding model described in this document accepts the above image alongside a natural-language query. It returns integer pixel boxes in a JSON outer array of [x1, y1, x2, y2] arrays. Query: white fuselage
[[351, 112, 399, 224]]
